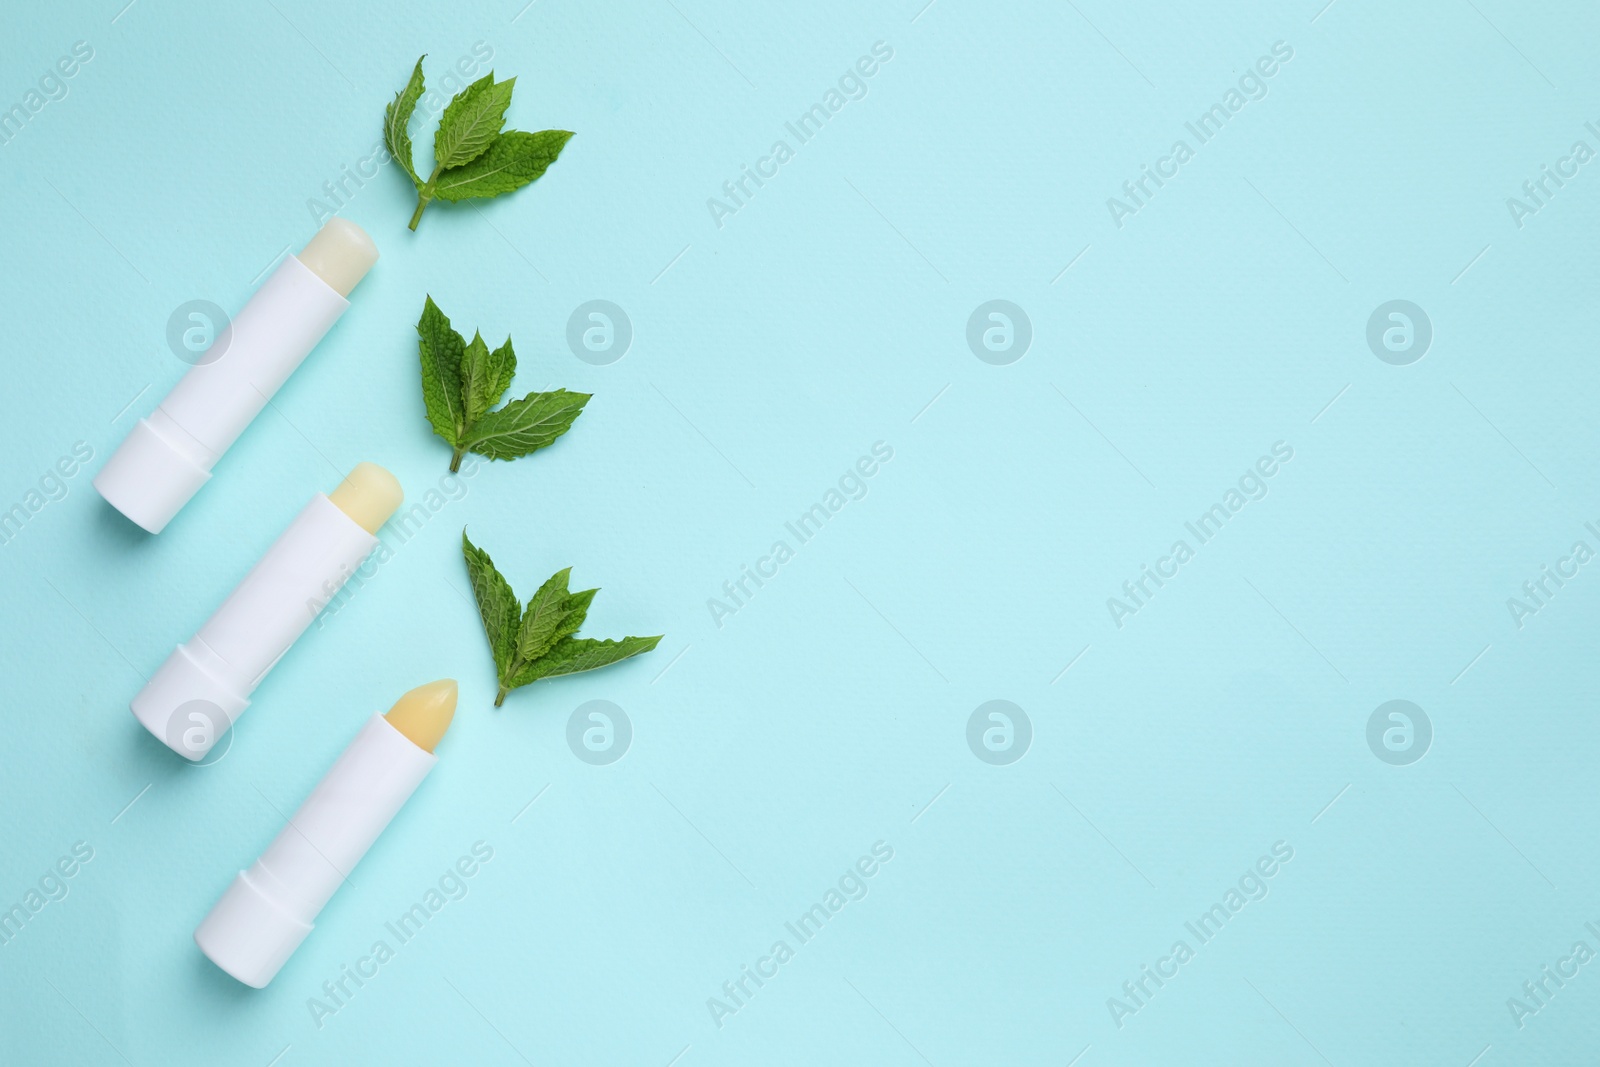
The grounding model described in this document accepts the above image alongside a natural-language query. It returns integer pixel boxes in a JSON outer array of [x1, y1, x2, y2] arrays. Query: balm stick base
[[131, 641, 250, 761], [92, 418, 212, 534], [195, 870, 313, 989]]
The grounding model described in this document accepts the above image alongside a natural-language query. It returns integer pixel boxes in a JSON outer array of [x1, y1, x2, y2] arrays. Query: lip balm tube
[[93, 219, 379, 533], [195, 679, 458, 988], [131, 463, 403, 760]]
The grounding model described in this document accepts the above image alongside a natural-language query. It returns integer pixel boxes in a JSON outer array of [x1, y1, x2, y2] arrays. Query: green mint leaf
[[414, 298, 582, 471], [515, 578, 597, 670], [433, 73, 516, 171], [486, 338, 516, 406], [532, 587, 599, 666], [463, 388, 590, 461], [515, 568, 573, 665], [463, 538, 662, 706], [462, 530, 521, 681], [559, 588, 598, 635], [417, 296, 468, 467], [433, 129, 574, 203], [460, 332, 515, 424], [384, 56, 426, 187], [510, 635, 663, 686], [459, 331, 497, 424], [386, 58, 571, 230]]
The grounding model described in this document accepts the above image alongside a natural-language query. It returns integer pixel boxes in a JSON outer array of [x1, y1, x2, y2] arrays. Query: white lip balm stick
[[132, 463, 402, 760], [195, 679, 458, 988], [93, 219, 379, 533]]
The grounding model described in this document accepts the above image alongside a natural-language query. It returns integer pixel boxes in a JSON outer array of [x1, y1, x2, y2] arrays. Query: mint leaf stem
[[408, 166, 440, 231]]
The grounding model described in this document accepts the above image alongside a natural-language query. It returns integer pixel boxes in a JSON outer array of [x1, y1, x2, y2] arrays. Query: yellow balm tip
[[328, 462, 402, 534], [384, 679, 458, 753], [296, 217, 378, 298]]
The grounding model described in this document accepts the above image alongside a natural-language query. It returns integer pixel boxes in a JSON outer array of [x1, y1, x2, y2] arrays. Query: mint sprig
[[462, 531, 662, 707], [418, 296, 589, 472], [384, 55, 574, 231]]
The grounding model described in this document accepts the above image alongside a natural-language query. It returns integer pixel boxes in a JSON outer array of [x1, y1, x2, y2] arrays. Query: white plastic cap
[[194, 869, 314, 988], [93, 417, 211, 534], [130, 643, 249, 760]]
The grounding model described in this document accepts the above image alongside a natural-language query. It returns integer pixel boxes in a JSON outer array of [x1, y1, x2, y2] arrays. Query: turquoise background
[[2, 0, 1598, 1062]]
